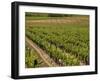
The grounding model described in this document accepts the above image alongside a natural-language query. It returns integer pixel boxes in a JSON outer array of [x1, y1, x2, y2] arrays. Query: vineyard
[[25, 43, 49, 68], [25, 13, 89, 68]]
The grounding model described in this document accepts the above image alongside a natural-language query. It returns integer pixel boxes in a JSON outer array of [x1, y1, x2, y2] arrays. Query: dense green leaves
[[26, 24, 89, 66], [25, 44, 47, 68]]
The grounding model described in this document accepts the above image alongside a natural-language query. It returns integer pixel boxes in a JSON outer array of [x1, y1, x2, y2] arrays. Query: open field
[[25, 13, 89, 68]]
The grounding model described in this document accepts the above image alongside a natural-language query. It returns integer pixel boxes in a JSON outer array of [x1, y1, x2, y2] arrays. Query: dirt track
[[25, 17, 89, 27], [26, 37, 59, 67]]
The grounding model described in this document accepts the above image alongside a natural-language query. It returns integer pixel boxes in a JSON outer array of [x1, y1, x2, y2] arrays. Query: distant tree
[[48, 14, 64, 17]]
